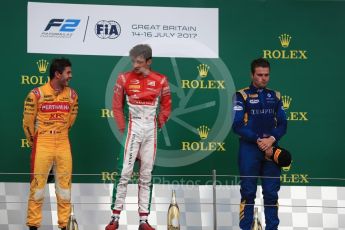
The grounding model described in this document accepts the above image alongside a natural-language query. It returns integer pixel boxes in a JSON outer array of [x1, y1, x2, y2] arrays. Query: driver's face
[[131, 55, 151, 74], [58, 66, 72, 87], [251, 67, 270, 89]]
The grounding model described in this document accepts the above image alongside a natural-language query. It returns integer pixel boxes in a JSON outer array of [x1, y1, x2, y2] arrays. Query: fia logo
[[95, 20, 121, 39]]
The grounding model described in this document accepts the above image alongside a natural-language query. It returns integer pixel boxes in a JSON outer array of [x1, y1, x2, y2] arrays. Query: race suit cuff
[[270, 136, 276, 142]]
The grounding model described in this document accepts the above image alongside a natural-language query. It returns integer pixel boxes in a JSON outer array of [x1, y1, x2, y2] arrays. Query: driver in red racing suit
[[106, 44, 171, 230]]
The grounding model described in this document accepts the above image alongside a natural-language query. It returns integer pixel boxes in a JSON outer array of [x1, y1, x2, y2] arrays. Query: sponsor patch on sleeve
[[233, 105, 243, 111]]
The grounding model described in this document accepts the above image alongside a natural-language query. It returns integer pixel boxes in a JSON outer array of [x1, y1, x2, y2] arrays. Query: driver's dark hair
[[49, 58, 72, 80], [251, 58, 270, 74]]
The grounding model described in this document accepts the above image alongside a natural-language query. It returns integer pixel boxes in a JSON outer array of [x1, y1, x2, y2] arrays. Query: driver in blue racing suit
[[232, 58, 287, 230]]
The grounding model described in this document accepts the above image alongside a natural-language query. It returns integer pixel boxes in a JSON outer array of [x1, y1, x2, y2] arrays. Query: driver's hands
[[264, 146, 274, 161], [257, 136, 275, 151]]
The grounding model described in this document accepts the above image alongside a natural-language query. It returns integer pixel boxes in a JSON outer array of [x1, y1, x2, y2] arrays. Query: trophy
[[66, 205, 79, 230], [250, 207, 262, 230], [167, 190, 180, 230]]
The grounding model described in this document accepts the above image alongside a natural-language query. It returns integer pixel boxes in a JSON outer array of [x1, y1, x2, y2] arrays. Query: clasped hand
[[257, 136, 275, 160]]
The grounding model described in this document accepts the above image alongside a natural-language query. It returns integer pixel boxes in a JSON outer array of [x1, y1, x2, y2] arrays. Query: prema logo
[[41, 19, 81, 38], [95, 20, 121, 39]]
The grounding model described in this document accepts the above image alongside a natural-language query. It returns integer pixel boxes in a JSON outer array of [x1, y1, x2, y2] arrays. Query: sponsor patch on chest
[[147, 80, 156, 87], [249, 99, 259, 104], [129, 84, 141, 89], [40, 102, 70, 112]]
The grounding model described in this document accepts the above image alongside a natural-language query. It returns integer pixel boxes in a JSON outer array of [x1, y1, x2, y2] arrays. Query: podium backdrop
[[1, 0, 345, 187]]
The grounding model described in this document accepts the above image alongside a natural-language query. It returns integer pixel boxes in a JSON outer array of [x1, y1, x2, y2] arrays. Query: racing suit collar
[[48, 81, 65, 95], [249, 83, 265, 93], [131, 70, 150, 78]]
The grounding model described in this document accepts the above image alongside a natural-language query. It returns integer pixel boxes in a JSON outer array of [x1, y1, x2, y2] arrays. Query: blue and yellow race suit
[[232, 84, 287, 230]]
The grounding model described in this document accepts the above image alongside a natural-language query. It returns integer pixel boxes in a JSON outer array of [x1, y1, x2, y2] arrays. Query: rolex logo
[[37, 59, 49, 73], [282, 95, 309, 121], [282, 162, 292, 172], [182, 63, 224, 89], [197, 64, 210, 78], [263, 34, 307, 60], [279, 34, 291, 48], [281, 95, 292, 110], [182, 125, 225, 151], [197, 125, 210, 139], [280, 160, 310, 184]]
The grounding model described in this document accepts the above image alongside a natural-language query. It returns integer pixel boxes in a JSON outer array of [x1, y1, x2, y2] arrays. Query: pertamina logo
[[41, 18, 80, 38], [182, 125, 225, 151], [263, 34, 308, 60], [282, 95, 308, 121], [21, 59, 50, 85], [95, 20, 121, 39], [40, 102, 70, 112], [181, 64, 225, 89], [280, 161, 309, 184]]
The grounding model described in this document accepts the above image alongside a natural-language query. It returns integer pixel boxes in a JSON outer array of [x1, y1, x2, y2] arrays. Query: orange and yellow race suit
[[23, 82, 78, 228]]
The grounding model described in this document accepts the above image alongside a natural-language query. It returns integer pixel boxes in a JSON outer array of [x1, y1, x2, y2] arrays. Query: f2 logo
[[44, 19, 80, 32]]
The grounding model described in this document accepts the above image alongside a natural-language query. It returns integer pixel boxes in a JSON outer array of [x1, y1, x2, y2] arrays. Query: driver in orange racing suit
[[23, 58, 78, 230]]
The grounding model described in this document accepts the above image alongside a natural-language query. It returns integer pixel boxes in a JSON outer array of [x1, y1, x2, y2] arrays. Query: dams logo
[[21, 59, 50, 85], [263, 34, 308, 60], [182, 125, 225, 151], [282, 95, 308, 121], [181, 64, 225, 89]]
